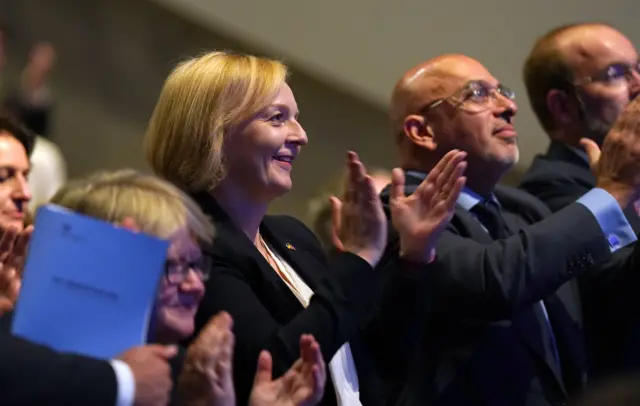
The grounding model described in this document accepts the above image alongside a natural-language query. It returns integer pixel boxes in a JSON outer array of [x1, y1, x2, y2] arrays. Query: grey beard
[[581, 112, 612, 147], [576, 94, 613, 147]]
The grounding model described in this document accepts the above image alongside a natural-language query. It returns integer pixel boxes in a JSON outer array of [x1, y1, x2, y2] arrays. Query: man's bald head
[[389, 54, 519, 192], [524, 23, 636, 135], [390, 55, 493, 142]]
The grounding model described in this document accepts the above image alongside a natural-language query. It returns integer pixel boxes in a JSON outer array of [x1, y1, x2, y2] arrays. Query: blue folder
[[11, 204, 169, 359]]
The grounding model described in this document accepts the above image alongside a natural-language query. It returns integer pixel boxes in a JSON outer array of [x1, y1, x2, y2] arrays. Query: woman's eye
[[268, 113, 284, 123]]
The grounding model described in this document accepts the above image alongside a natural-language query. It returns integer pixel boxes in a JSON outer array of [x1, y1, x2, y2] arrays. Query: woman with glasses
[[50, 169, 212, 345], [49, 169, 327, 406]]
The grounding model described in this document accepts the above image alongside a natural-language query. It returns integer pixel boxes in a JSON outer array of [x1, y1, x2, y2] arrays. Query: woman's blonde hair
[[50, 169, 214, 243], [144, 50, 289, 193]]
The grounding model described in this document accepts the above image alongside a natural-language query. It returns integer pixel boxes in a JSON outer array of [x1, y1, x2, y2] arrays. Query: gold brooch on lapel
[[285, 242, 296, 251]]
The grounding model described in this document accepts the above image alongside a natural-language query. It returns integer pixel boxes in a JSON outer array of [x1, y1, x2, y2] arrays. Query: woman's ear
[[404, 114, 438, 151]]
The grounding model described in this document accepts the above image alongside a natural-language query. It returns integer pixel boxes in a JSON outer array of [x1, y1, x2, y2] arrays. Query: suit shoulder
[[521, 154, 592, 185], [495, 185, 551, 219], [263, 214, 308, 232], [263, 215, 322, 248]]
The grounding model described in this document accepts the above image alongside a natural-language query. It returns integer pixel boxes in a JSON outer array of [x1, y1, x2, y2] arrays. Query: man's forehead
[[557, 26, 636, 70], [0, 134, 29, 169], [427, 65, 499, 96]]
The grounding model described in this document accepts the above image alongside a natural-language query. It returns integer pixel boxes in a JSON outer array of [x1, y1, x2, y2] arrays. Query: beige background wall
[[152, 0, 639, 167], [2, 0, 637, 223], [1, 0, 392, 221]]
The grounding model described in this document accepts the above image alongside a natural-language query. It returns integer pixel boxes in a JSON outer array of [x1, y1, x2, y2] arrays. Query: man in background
[[519, 23, 640, 228], [383, 53, 640, 406], [1, 40, 67, 213]]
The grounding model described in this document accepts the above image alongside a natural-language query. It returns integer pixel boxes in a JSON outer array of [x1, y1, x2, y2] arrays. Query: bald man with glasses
[[380, 53, 640, 406]]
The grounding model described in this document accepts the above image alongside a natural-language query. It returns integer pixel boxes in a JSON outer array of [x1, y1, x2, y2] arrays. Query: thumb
[[390, 168, 406, 203], [253, 350, 273, 386], [0, 298, 13, 314], [150, 344, 178, 359], [329, 196, 344, 251], [580, 138, 601, 170]]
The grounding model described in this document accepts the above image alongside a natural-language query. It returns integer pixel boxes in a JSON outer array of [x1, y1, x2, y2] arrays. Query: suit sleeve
[[431, 202, 612, 320], [520, 177, 589, 213], [0, 333, 118, 406], [196, 223, 376, 403], [363, 224, 432, 372]]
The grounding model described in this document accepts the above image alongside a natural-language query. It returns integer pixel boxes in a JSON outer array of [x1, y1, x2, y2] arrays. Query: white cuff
[[109, 359, 136, 406]]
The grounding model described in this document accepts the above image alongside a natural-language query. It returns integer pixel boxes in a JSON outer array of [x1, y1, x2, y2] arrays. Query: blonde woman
[[144, 51, 466, 406]]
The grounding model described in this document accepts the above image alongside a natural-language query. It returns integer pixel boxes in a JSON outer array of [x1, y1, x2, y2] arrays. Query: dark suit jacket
[[0, 328, 118, 406], [1, 310, 187, 406], [380, 171, 640, 406], [189, 192, 430, 406], [520, 140, 640, 231]]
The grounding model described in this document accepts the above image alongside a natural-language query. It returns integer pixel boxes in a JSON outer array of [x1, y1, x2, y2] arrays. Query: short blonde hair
[[144, 50, 289, 193], [50, 169, 214, 243]]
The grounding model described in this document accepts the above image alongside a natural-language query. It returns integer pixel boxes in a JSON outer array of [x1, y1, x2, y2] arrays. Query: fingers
[[423, 149, 460, 186], [435, 151, 467, 191], [203, 312, 234, 335], [299, 334, 321, 365], [212, 311, 234, 330], [444, 177, 466, 208], [438, 160, 467, 203], [343, 151, 369, 204], [216, 331, 235, 387], [14, 227, 33, 258], [0, 227, 18, 261], [312, 363, 326, 401], [390, 168, 406, 202], [343, 151, 361, 202], [197, 312, 234, 353], [253, 350, 273, 385], [329, 196, 345, 251], [345, 152, 382, 212], [0, 297, 13, 314], [580, 138, 601, 169], [416, 150, 466, 202], [148, 344, 178, 359]]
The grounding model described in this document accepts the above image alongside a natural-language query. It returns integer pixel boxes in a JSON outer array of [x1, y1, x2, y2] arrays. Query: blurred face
[[154, 225, 205, 343], [29, 42, 56, 74], [0, 133, 31, 231], [222, 83, 308, 202], [565, 26, 640, 145], [426, 60, 519, 173]]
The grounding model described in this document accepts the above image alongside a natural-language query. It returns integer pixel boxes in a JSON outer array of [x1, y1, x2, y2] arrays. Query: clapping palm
[[0, 225, 33, 313], [178, 311, 236, 406], [389, 150, 467, 263], [249, 334, 326, 406]]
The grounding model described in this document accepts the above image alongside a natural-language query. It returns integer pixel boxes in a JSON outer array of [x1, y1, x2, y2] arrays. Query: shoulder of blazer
[[522, 142, 595, 186], [262, 215, 325, 260]]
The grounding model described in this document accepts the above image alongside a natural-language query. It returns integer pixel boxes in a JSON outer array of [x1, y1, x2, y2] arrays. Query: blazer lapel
[[260, 222, 324, 292], [192, 192, 304, 309]]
